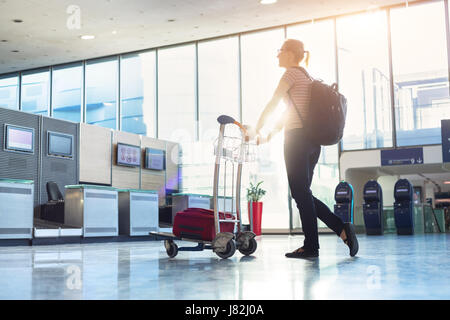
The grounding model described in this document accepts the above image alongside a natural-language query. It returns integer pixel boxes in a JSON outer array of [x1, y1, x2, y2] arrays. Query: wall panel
[[141, 136, 166, 206], [0, 107, 40, 209], [79, 123, 112, 185], [39, 117, 78, 205]]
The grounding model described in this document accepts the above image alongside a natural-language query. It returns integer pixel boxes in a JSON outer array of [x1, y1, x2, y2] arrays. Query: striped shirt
[[281, 67, 312, 132]]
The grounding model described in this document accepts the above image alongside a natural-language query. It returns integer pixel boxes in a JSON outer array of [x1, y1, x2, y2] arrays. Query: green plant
[[246, 181, 266, 202]]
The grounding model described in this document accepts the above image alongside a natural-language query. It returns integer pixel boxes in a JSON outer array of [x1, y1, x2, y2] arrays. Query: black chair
[[41, 181, 65, 224], [47, 181, 64, 202]]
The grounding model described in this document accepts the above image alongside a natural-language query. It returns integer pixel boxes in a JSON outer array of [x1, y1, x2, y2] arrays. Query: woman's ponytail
[[304, 50, 310, 67]]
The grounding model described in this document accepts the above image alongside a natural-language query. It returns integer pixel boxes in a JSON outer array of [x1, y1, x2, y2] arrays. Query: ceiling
[[0, 0, 410, 74]]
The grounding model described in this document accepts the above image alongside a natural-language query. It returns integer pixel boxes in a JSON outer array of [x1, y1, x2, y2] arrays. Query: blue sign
[[381, 148, 424, 166], [441, 119, 450, 163]]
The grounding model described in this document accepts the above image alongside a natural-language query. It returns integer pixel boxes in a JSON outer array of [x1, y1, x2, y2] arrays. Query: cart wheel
[[238, 238, 257, 256], [165, 240, 178, 258], [216, 240, 236, 259]]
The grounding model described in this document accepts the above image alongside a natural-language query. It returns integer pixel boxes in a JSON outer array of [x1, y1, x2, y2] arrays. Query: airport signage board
[[441, 119, 450, 163], [381, 148, 424, 166]]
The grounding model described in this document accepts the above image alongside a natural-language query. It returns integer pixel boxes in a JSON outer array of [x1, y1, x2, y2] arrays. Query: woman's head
[[277, 39, 309, 68]]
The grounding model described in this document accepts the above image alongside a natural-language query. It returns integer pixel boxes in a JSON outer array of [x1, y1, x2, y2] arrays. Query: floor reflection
[[0, 234, 448, 299]]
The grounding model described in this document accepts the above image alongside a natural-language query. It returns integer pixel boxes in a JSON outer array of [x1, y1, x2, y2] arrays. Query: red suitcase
[[173, 208, 235, 241]]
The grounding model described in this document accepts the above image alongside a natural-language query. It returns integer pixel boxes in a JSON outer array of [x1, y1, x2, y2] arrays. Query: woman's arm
[[255, 79, 291, 134]]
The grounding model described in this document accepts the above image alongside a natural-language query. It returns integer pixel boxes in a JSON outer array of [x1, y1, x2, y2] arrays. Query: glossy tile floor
[[0, 233, 449, 300]]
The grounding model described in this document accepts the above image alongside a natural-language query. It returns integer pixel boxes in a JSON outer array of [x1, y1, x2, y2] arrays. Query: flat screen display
[[145, 148, 165, 171], [4, 124, 34, 153], [117, 143, 140, 167], [48, 131, 73, 158]]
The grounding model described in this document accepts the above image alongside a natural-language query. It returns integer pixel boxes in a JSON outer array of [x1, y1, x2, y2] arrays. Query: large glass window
[[85, 58, 118, 129], [120, 51, 156, 137], [287, 20, 339, 230], [287, 20, 336, 84], [391, 1, 450, 146], [0, 74, 19, 110], [51, 63, 82, 122], [157, 44, 197, 143], [198, 37, 240, 141], [178, 37, 241, 196], [241, 28, 288, 230], [21, 69, 50, 115], [337, 10, 393, 150]]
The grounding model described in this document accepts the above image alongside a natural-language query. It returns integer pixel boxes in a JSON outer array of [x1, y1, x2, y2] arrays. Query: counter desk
[[118, 189, 159, 236], [64, 185, 119, 237], [0, 179, 34, 239]]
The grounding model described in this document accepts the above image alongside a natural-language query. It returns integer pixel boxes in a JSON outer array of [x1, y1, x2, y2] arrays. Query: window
[[337, 10, 393, 150], [178, 37, 241, 197], [120, 51, 156, 137], [157, 44, 197, 143], [287, 19, 336, 84], [85, 57, 118, 129], [198, 37, 240, 141], [241, 28, 288, 230], [21, 69, 50, 115], [391, 1, 450, 146], [287, 20, 339, 230], [0, 74, 19, 110], [51, 63, 82, 122]]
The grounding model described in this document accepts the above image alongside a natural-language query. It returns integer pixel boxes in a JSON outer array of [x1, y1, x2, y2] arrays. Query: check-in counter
[[64, 185, 119, 237], [171, 193, 212, 223], [0, 179, 34, 239], [118, 189, 159, 236]]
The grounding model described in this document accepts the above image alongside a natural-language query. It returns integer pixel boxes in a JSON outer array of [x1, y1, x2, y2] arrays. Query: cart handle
[[217, 115, 248, 137]]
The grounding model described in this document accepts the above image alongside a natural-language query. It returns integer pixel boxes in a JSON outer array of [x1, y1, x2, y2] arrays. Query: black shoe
[[285, 247, 319, 259], [343, 223, 359, 257]]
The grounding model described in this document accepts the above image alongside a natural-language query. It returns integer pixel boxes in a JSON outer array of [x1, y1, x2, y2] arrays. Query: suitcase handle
[[217, 115, 248, 138]]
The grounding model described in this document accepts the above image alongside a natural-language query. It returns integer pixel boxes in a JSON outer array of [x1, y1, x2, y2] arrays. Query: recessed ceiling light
[[11, 50, 19, 53], [167, 19, 175, 22], [12, 19, 23, 23], [260, 0, 277, 4], [80, 35, 95, 40], [1, 40, 8, 42], [112, 30, 117, 35]]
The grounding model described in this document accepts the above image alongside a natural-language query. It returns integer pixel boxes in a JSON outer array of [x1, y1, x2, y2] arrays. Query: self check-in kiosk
[[363, 180, 383, 235], [334, 181, 354, 224], [394, 179, 414, 235]]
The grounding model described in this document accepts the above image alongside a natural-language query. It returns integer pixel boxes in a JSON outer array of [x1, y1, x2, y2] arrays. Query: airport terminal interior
[[0, 0, 450, 300]]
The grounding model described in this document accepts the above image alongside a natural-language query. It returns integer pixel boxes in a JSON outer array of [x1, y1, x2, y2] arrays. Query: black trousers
[[284, 128, 345, 251]]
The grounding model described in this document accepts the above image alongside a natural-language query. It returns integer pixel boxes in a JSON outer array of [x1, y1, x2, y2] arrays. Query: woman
[[255, 39, 358, 259]]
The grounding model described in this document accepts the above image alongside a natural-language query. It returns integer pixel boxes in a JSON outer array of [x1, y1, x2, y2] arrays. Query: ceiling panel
[[0, 0, 410, 74]]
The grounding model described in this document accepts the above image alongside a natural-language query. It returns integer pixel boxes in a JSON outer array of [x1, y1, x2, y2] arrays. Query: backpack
[[290, 67, 347, 146]]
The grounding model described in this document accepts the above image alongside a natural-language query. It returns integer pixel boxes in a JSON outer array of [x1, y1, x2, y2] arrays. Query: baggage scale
[[150, 115, 259, 259]]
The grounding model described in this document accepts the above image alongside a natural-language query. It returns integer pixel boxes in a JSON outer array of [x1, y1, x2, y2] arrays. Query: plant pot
[[248, 201, 263, 236]]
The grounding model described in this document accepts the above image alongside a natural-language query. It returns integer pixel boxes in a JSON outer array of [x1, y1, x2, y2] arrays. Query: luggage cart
[[150, 115, 259, 259]]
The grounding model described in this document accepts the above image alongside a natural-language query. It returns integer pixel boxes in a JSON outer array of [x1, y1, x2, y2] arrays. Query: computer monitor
[[48, 131, 73, 158], [145, 148, 165, 171], [4, 124, 34, 153], [117, 143, 141, 167]]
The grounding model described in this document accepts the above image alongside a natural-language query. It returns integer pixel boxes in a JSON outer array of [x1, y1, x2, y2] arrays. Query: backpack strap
[[286, 66, 313, 127]]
